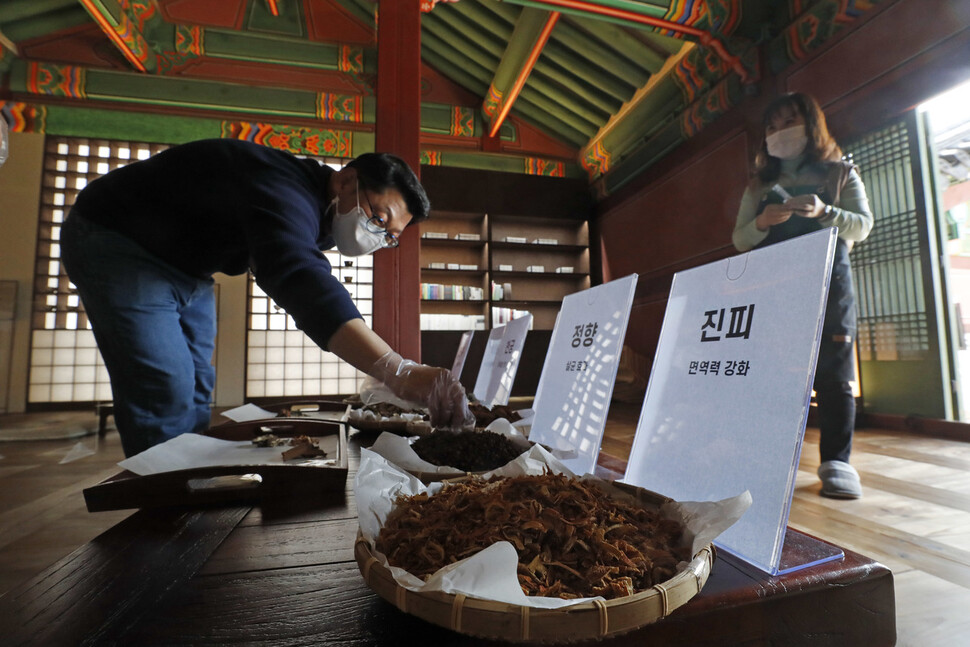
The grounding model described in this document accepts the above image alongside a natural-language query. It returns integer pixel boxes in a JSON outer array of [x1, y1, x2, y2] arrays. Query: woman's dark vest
[[754, 161, 858, 381]]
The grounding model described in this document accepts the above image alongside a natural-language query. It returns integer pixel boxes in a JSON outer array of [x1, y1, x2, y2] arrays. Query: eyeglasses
[[360, 189, 399, 248]]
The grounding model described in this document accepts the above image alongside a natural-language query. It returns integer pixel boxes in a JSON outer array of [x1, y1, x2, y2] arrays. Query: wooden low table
[[0, 435, 896, 646]]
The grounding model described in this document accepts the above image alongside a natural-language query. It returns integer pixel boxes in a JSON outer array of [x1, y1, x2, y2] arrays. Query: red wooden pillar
[[373, 0, 422, 361]]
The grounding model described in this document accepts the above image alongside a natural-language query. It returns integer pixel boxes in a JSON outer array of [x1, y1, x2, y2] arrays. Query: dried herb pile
[[376, 473, 688, 599], [469, 403, 522, 426], [411, 429, 523, 472]]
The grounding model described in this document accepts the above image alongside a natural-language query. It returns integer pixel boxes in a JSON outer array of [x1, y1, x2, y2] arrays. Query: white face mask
[[330, 183, 384, 257], [766, 124, 808, 160]]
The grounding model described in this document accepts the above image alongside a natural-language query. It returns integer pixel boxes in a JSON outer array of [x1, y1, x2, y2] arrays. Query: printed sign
[[529, 275, 639, 476], [473, 314, 532, 407], [623, 229, 838, 575], [473, 326, 505, 403], [451, 330, 474, 378]]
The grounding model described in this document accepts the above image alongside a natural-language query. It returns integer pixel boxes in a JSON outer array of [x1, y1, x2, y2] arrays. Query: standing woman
[[733, 92, 874, 499]]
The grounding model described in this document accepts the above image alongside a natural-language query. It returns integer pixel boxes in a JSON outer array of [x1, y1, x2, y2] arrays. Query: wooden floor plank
[[789, 495, 970, 588], [893, 570, 970, 647]]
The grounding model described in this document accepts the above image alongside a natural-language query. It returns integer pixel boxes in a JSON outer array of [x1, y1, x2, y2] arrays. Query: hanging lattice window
[[844, 121, 929, 361], [29, 137, 167, 404], [30, 138, 370, 404], [242, 159, 372, 399], [246, 250, 372, 398]]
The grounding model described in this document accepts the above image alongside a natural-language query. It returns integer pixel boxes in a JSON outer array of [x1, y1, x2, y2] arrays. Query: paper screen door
[[624, 229, 837, 574]]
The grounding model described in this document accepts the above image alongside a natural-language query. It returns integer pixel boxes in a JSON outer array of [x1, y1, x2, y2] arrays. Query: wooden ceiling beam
[[423, 9, 506, 60], [0, 5, 89, 44], [564, 15, 667, 73], [551, 19, 650, 88], [486, 9, 560, 137], [77, 0, 155, 73], [0, 0, 78, 23], [502, 0, 749, 81], [447, 0, 516, 38]]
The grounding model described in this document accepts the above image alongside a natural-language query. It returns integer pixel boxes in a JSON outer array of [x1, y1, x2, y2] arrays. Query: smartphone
[[770, 183, 792, 201]]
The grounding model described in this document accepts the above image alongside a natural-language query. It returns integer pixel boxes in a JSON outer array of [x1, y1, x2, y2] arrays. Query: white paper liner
[[219, 403, 277, 422], [367, 418, 534, 476], [355, 447, 751, 610], [118, 434, 335, 475]]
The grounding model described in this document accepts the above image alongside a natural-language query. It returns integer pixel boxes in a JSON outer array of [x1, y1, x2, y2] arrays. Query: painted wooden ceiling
[[0, 0, 882, 192]]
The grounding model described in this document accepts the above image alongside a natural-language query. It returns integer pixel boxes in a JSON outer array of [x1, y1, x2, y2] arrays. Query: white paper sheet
[[220, 403, 277, 422], [119, 433, 334, 475]]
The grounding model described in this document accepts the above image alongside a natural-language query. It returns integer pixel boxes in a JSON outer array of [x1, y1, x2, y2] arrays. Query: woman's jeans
[[61, 211, 216, 457]]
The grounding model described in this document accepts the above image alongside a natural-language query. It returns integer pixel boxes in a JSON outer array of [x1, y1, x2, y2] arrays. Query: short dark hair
[[347, 153, 431, 225]]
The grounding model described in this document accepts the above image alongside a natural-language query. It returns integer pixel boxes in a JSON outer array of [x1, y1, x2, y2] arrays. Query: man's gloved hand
[[369, 351, 474, 430]]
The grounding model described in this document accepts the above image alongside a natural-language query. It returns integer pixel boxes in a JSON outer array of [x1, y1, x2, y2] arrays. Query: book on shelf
[[498, 264, 513, 272], [422, 231, 449, 239], [555, 266, 574, 274], [455, 233, 481, 241], [526, 265, 545, 273], [490, 281, 514, 300], [532, 238, 559, 245], [459, 264, 479, 271], [421, 313, 486, 331], [504, 235, 527, 243], [429, 262, 446, 269], [421, 283, 485, 301], [446, 263, 461, 270]]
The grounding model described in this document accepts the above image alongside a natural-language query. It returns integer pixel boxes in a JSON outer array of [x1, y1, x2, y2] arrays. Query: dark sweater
[[72, 138, 361, 349]]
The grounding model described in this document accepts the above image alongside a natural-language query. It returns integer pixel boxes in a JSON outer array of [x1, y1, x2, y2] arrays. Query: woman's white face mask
[[766, 124, 808, 160], [330, 183, 384, 257]]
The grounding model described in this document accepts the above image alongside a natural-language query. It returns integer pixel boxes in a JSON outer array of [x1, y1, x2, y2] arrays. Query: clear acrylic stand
[[624, 230, 839, 575]]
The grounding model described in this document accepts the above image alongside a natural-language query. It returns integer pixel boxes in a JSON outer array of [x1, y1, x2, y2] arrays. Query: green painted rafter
[[77, 0, 157, 72], [482, 7, 558, 135], [9, 59, 373, 123]]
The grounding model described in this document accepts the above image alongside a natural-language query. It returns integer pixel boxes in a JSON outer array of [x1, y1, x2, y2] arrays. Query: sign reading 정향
[[528, 275, 639, 476]]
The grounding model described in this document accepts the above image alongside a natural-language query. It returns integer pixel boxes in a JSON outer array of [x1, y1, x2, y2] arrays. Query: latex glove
[[369, 351, 475, 430]]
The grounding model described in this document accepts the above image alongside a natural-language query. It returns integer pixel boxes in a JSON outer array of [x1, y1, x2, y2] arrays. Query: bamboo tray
[[354, 481, 715, 643], [83, 418, 348, 512]]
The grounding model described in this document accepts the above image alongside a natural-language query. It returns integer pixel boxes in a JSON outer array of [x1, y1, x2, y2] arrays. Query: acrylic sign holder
[[529, 274, 638, 476], [623, 229, 842, 575]]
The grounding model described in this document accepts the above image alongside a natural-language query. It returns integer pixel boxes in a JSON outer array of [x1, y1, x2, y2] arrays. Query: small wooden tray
[[355, 481, 715, 643], [83, 418, 348, 512]]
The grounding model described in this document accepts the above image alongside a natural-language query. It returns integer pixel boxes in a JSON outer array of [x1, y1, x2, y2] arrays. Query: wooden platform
[[0, 404, 969, 644], [0, 431, 894, 646]]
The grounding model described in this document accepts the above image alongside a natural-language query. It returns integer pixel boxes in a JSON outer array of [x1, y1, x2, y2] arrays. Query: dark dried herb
[[469, 403, 523, 426], [411, 429, 523, 472]]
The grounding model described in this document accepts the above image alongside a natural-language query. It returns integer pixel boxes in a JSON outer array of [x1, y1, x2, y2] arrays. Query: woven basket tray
[[354, 481, 715, 643]]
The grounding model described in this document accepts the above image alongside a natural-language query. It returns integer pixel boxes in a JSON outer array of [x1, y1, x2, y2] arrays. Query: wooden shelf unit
[[419, 211, 591, 330]]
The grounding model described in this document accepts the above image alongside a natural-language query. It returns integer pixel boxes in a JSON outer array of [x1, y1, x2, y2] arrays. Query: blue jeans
[[61, 211, 216, 457]]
